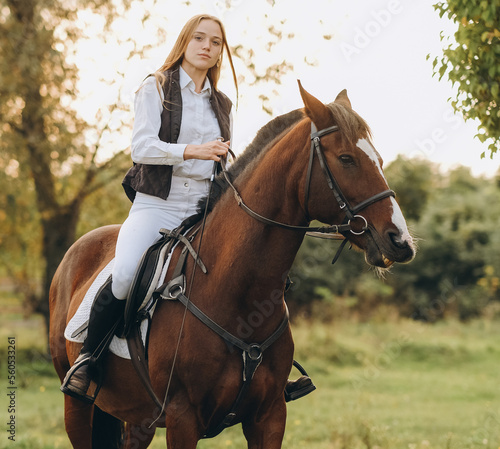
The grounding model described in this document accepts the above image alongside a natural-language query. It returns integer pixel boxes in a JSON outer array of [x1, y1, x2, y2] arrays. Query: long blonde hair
[[154, 14, 238, 98]]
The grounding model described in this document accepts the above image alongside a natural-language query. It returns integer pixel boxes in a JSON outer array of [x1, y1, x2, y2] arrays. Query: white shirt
[[130, 66, 232, 181]]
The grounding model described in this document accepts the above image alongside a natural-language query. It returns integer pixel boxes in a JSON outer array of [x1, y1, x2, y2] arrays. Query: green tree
[[0, 160, 42, 309], [391, 166, 500, 321], [384, 155, 437, 221], [433, 1, 500, 157], [0, 0, 134, 335]]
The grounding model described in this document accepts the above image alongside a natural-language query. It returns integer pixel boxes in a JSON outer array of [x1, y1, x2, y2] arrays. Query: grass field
[[2, 292, 500, 449]]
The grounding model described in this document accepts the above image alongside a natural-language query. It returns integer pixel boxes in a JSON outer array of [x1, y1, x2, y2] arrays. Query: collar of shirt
[[179, 66, 212, 95]]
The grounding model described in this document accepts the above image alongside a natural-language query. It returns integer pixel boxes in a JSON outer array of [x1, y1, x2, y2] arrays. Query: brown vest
[[122, 67, 232, 202]]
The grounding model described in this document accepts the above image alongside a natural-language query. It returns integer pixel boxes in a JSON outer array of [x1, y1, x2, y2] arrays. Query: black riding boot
[[284, 360, 316, 402], [61, 277, 124, 404], [284, 376, 316, 402]]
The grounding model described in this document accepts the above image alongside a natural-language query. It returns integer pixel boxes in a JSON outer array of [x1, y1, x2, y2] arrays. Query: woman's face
[[182, 19, 223, 76]]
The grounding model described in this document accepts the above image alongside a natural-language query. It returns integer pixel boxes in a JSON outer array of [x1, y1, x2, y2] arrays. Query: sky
[[76, 0, 499, 177]]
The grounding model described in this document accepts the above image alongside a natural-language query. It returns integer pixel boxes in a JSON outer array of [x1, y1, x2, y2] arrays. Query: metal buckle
[[161, 275, 185, 300], [167, 284, 183, 299]]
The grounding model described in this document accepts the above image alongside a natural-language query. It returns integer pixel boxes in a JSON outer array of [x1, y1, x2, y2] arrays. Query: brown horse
[[49, 83, 415, 449]]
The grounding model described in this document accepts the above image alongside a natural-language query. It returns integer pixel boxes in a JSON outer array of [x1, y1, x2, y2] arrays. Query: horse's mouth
[[359, 228, 415, 269], [348, 240, 395, 268], [365, 249, 395, 269]]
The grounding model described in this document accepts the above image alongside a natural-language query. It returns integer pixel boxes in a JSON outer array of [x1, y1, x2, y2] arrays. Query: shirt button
[[184, 182, 189, 188]]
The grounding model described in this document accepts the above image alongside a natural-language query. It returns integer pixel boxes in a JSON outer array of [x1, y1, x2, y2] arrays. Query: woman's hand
[[184, 140, 230, 161]]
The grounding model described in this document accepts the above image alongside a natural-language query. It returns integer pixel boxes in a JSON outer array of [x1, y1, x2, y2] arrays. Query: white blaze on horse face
[[356, 138, 384, 178], [356, 139, 412, 243], [390, 197, 413, 244]]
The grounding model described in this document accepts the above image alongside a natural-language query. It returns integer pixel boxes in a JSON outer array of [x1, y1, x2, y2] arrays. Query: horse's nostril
[[388, 231, 408, 250]]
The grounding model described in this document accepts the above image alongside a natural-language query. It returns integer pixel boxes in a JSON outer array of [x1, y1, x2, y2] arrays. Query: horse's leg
[[64, 396, 94, 449], [165, 423, 199, 449], [242, 399, 287, 449], [122, 422, 156, 449], [164, 401, 200, 449]]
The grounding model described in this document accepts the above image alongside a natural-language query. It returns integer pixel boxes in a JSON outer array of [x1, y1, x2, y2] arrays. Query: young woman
[[62, 14, 312, 404]]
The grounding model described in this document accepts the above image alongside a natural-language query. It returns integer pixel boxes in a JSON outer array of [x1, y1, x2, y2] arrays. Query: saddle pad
[[64, 251, 173, 359]]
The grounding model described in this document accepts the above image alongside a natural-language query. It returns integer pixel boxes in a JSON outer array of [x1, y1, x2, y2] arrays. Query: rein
[[221, 122, 396, 261]]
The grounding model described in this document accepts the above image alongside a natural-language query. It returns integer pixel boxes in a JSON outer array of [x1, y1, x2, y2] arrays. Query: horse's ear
[[298, 80, 331, 130], [335, 89, 352, 109]]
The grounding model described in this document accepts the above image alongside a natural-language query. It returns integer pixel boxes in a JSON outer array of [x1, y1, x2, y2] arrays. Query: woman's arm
[[130, 77, 186, 165]]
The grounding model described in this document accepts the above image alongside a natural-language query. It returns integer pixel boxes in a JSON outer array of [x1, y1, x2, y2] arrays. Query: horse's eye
[[339, 155, 355, 166]]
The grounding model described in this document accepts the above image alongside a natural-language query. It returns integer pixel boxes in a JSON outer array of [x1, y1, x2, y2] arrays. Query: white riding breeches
[[111, 176, 210, 300]]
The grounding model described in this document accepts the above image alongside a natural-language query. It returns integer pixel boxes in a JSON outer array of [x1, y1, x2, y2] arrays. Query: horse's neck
[[217, 123, 308, 266], [233, 125, 308, 222], [197, 128, 308, 336]]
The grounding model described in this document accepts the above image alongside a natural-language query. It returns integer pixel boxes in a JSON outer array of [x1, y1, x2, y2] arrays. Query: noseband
[[221, 121, 395, 237]]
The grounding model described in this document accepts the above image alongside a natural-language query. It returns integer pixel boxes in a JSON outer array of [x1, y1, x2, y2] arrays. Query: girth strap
[[127, 318, 166, 415]]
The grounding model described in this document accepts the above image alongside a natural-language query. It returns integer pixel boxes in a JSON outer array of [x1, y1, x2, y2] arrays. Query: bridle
[[222, 121, 395, 239], [305, 123, 395, 234]]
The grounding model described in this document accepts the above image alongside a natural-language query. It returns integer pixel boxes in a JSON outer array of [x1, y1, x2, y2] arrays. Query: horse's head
[[298, 82, 415, 268]]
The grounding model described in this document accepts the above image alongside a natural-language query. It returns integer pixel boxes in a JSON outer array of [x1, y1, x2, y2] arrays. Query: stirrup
[[284, 376, 316, 402], [284, 360, 316, 402], [60, 355, 103, 405]]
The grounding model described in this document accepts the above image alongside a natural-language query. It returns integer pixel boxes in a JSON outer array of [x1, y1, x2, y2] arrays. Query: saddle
[[121, 216, 206, 338]]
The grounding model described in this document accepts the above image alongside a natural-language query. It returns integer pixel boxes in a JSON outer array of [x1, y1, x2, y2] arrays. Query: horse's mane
[[196, 100, 371, 215]]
